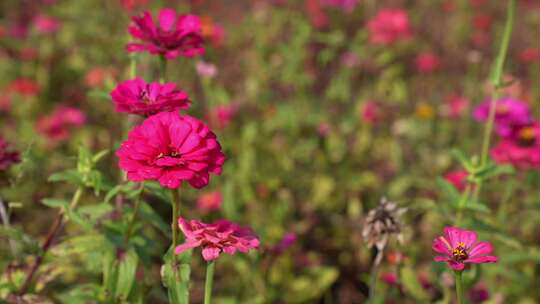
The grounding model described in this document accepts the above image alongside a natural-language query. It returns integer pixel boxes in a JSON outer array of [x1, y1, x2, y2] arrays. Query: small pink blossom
[[175, 217, 259, 261], [367, 9, 412, 46], [0, 137, 20, 171], [8, 78, 40, 96], [444, 170, 469, 192], [195, 61, 217, 79], [361, 100, 381, 124], [305, 0, 329, 29], [117, 111, 225, 189], [381, 272, 399, 286], [433, 227, 497, 271], [468, 283, 490, 303], [442, 95, 469, 119], [110, 78, 191, 116], [270, 232, 297, 255], [415, 52, 440, 73], [518, 48, 540, 63], [85, 67, 115, 88], [207, 103, 239, 130], [473, 97, 533, 138], [33, 15, 61, 34], [197, 191, 222, 213], [36, 107, 86, 143], [127, 9, 205, 59]]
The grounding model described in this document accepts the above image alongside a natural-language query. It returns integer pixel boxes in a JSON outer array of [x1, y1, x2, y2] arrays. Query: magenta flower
[[195, 61, 217, 79], [473, 97, 533, 137], [444, 170, 469, 192], [127, 8, 204, 59], [415, 52, 440, 73], [117, 111, 225, 189], [367, 9, 412, 46], [33, 15, 61, 34], [36, 107, 86, 144], [197, 191, 222, 213], [110, 78, 191, 116], [0, 137, 20, 171], [207, 103, 239, 130], [270, 232, 297, 255], [433, 227, 497, 271], [175, 217, 260, 261]]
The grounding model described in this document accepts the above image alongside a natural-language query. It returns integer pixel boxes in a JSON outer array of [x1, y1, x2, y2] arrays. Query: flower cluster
[[175, 217, 260, 261], [474, 97, 540, 169]]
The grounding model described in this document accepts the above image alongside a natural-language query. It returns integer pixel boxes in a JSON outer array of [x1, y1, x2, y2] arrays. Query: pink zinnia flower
[[0, 137, 20, 170], [117, 111, 225, 189], [381, 272, 399, 287], [197, 191, 222, 213], [33, 15, 60, 34], [444, 170, 469, 192], [473, 97, 533, 138], [361, 100, 381, 124], [195, 61, 217, 79], [127, 8, 205, 60], [433, 227, 497, 271], [175, 217, 259, 261], [415, 52, 440, 73], [36, 107, 86, 143], [367, 9, 412, 46], [207, 103, 239, 130], [110, 78, 191, 116], [8, 78, 40, 96], [491, 123, 540, 169]]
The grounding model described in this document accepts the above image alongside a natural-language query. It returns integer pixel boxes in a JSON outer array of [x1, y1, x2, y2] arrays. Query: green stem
[[472, 0, 516, 203], [454, 271, 464, 304], [204, 261, 216, 304], [171, 189, 181, 271], [124, 183, 145, 246], [159, 55, 167, 83], [367, 248, 384, 303], [129, 53, 137, 79], [455, 183, 472, 226]]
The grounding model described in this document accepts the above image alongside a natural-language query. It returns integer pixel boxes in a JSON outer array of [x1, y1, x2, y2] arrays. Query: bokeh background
[[1, 0, 540, 303]]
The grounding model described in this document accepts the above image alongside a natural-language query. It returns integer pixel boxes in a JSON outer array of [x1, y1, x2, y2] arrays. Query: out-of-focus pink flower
[[197, 191, 222, 213], [85, 67, 115, 88], [468, 284, 490, 303], [415, 52, 440, 73], [36, 107, 86, 143], [175, 217, 259, 261], [8, 79, 40, 96], [270, 232, 297, 255], [110, 78, 191, 116], [367, 9, 412, 46], [472, 14, 492, 31], [443, 95, 469, 119], [444, 170, 469, 192], [0, 96, 11, 112], [319, 0, 359, 13], [473, 97, 533, 138], [207, 103, 239, 130], [201, 17, 225, 47], [491, 124, 540, 170], [381, 272, 399, 286], [317, 122, 331, 137], [0, 137, 20, 171], [127, 9, 205, 60], [117, 112, 225, 189], [433, 226, 497, 271], [33, 15, 61, 34], [195, 61, 217, 79], [340, 51, 360, 68], [361, 100, 381, 124], [305, 0, 329, 29], [518, 48, 540, 63], [120, 0, 149, 11]]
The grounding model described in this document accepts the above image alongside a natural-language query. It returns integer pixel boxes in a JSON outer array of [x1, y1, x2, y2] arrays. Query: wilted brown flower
[[362, 197, 406, 252]]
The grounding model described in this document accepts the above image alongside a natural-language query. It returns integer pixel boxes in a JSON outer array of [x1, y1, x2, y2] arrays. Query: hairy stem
[[204, 261, 216, 304]]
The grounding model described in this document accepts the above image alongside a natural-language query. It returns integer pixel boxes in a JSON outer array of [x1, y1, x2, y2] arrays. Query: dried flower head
[[362, 197, 406, 251]]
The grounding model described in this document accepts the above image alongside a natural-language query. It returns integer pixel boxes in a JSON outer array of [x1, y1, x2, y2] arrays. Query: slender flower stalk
[[454, 271, 464, 304], [160, 55, 167, 83], [18, 187, 84, 295], [204, 261, 216, 304], [171, 188, 181, 272], [124, 183, 145, 246], [471, 0, 516, 204]]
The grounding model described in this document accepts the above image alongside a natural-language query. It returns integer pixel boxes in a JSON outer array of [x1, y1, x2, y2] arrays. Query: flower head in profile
[[127, 8, 204, 59], [117, 111, 225, 189], [433, 226, 497, 271], [197, 191, 222, 213], [36, 107, 86, 144], [0, 137, 20, 170], [362, 197, 406, 251], [490, 123, 540, 170], [110, 78, 191, 116], [175, 217, 259, 261], [367, 9, 412, 46], [473, 97, 532, 137]]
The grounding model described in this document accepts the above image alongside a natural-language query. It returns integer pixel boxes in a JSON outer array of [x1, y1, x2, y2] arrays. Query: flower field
[[1, 0, 540, 303]]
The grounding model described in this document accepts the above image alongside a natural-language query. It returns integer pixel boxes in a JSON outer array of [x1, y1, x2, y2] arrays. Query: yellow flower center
[[452, 242, 468, 261], [519, 126, 536, 141]]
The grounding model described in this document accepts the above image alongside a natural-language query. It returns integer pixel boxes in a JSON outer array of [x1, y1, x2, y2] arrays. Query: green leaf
[[41, 198, 69, 209], [450, 149, 473, 171], [436, 177, 460, 202], [48, 169, 82, 184], [115, 248, 139, 301], [162, 248, 192, 304], [400, 266, 429, 301]]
